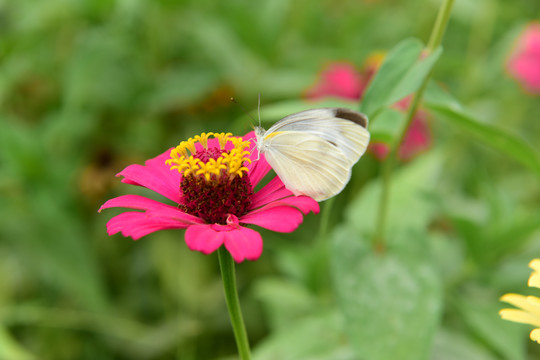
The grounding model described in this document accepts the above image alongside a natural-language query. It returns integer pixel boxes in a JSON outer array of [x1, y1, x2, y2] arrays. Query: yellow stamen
[[167, 132, 251, 182]]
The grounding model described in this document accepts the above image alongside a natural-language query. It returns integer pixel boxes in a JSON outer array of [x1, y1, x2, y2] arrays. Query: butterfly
[[255, 107, 370, 202]]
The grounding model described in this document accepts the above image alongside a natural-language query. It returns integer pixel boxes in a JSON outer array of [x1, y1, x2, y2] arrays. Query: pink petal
[[240, 206, 306, 232], [223, 135, 238, 151], [185, 225, 226, 255], [243, 131, 258, 151], [146, 207, 205, 225], [99, 194, 176, 212], [99, 194, 204, 224], [223, 227, 263, 262], [507, 22, 540, 94], [518, 23, 540, 52], [239, 131, 270, 185], [106, 212, 189, 240], [509, 57, 540, 93], [185, 219, 263, 263], [250, 176, 293, 208], [196, 136, 222, 152], [117, 149, 182, 203], [195, 133, 247, 152], [248, 158, 272, 187], [243, 131, 256, 143], [369, 142, 390, 160], [399, 114, 432, 161], [393, 96, 412, 111], [250, 178, 320, 214], [243, 131, 258, 164], [256, 196, 320, 215]]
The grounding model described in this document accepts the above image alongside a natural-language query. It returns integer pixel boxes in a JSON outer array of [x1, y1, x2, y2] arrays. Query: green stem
[[427, 0, 456, 52], [317, 196, 335, 242], [398, 0, 455, 146], [372, 0, 454, 248], [372, 154, 394, 249], [311, 196, 336, 293], [218, 247, 251, 360]]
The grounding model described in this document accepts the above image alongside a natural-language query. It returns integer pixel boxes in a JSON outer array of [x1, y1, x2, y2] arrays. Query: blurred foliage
[[1, 0, 540, 359]]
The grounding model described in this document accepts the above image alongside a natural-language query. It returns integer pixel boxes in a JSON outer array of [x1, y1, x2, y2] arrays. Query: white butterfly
[[255, 107, 370, 202]]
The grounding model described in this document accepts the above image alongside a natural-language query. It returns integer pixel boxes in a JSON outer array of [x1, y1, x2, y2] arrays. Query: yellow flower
[[500, 259, 540, 343]]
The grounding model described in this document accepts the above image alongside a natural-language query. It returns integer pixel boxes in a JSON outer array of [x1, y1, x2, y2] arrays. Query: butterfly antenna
[[230, 97, 257, 128], [257, 93, 261, 128]]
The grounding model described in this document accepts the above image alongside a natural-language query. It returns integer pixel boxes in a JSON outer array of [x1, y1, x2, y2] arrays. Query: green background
[[1, 0, 540, 359]]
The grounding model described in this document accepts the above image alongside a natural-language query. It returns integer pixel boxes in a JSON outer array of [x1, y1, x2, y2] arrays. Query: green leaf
[[0, 304, 199, 360], [186, 13, 265, 89], [360, 38, 442, 119], [64, 28, 143, 110], [425, 95, 540, 178], [423, 81, 463, 110], [331, 150, 444, 360], [257, 69, 317, 98], [253, 311, 355, 360], [346, 150, 444, 235], [0, 327, 36, 360], [369, 108, 406, 143], [457, 298, 526, 360], [253, 278, 318, 331], [430, 329, 496, 360], [149, 234, 220, 313], [145, 67, 220, 113], [331, 227, 442, 360], [0, 118, 108, 311], [385, 47, 442, 107]]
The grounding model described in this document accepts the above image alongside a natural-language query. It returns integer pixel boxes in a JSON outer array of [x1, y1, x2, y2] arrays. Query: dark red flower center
[[180, 172, 253, 224]]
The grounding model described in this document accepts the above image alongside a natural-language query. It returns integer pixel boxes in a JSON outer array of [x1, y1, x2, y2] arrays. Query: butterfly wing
[[264, 108, 370, 165], [262, 130, 353, 202]]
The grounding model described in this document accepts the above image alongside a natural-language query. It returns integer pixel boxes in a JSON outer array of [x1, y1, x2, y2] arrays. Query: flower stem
[[318, 196, 335, 242], [427, 0, 455, 52], [372, 154, 394, 249], [217, 247, 251, 360], [372, 0, 454, 248]]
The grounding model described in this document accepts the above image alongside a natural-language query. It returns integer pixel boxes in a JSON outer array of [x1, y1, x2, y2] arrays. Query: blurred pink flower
[[393, 97, 432, 161], [507, 22, 540, 94], [304, 58, 432, 162], [99, 132, 319, 263], [304, 62, 365, 100]]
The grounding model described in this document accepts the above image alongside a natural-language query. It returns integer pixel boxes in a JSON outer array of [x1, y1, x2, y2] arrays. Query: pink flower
[[99, 132, 319, 263], [304, 62, 366, 100], [398, 112, 431, 160], [304, 58, 432, 161], [507, 22, 540, 94], [369, 142, 391, 159]]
